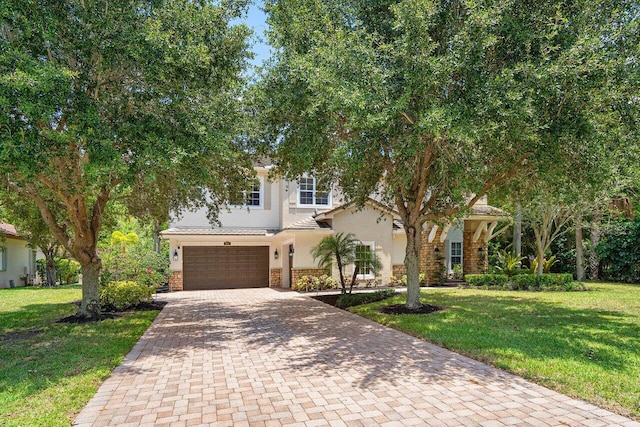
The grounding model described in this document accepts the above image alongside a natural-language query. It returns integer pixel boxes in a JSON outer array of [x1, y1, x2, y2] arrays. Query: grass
[[0, 285, 160, 427], [351, 282, 640, 420]]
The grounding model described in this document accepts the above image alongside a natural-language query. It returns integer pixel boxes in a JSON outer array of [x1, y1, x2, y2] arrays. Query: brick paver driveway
[[75, 289, 638, 427]]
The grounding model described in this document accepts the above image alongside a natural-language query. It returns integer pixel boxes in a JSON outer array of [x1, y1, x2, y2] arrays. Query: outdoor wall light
[[478, 247, 484, 252], [274, 249, 279, 260], [434, 247, 440, 254], [288, 247, 295, 256], [173, 249, 179, 261]]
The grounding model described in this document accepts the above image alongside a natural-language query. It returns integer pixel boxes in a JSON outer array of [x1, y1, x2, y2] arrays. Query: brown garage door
[[183, 246, 269, 290]]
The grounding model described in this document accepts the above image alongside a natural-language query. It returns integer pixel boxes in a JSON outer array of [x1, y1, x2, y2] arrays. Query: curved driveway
[[74, 289, 638, 427]]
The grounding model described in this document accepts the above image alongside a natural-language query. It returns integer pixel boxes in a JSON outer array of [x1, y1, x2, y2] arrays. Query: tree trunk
[[79, 259, 102, 319], [589, 221, 601, 280], [335, 254, 347, 294], [405, 224, 422, 309], [513, 203, 522, 258], [45, 256, 57, 287], [536, 244, 545, 275], [575, 213, 585, 281], [153, 220, 161, 254]]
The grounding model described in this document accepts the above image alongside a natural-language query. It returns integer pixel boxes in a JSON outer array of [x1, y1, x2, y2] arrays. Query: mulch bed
[[311, 294, 341, 306], [57, 300, 167, 324], [379, 303, 442, 315]]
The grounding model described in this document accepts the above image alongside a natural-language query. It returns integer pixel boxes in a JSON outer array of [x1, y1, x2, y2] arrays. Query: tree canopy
[[254, 0, 639, 307], [0, 0, 254, 317]]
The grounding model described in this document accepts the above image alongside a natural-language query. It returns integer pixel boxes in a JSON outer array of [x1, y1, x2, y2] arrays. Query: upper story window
[[297, 177, 330, 207], [230, 178, 263, 208], [246, 181, 261, 206]]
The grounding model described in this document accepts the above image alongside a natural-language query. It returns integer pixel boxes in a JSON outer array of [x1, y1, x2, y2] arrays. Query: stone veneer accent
[[419, 226, 446, 284], [291, 268, 330, 287], [392, 264, 406, 278], [270, 268, 282, 288], [463, 230, 488, 275], [169, 271, 183, 291]]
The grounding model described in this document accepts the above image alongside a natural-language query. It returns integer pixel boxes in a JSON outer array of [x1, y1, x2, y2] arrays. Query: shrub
[[99, 281, 156, 311], [56, 258, 81, 285], [511, 274, 577, 291], [597, 217, 640, 283], [318, 274, 338, 290], [465, 274, 509, 289], [101, 245, 169, 287], [336, 289, 396, 309]]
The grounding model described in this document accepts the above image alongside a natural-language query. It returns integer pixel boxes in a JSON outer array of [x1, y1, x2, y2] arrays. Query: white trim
[[296, 176, 332, 208], [448, 240, 463, 273]]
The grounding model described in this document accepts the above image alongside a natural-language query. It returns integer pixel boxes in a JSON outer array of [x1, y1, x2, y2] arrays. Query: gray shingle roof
[[161, 227, 278, 236]]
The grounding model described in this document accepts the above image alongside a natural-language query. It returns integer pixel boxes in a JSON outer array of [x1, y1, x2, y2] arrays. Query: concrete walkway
[[74, 289, 639, 427]]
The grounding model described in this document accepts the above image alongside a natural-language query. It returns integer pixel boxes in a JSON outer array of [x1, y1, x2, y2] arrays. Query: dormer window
[[298, 177, 330, 207]]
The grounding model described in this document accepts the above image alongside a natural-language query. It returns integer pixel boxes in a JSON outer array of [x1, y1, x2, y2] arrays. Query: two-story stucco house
[[161, 162, 508, 291]]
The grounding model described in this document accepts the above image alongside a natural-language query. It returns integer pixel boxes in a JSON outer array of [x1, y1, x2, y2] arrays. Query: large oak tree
[[1, 0, 254, 318], [255, 0, 638, 308]]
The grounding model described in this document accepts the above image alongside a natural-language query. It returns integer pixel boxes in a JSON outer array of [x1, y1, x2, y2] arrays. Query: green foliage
[[596, 218, 640, 283], [0, 0, 253, 317], [495, 250, 524, 277], [530, 255, 558, 274], [336, 289, 396, 309], [100, 244, 169, 288], [55, 258, 81, 285], [510, 274, 580, 291], [99, 281, 156, 312], [292, 274, 337, 292], [465, 274, 509, 289], [36, 257, 80, 285], [466, 273, 580, 291], [255, 0, 638, 307]]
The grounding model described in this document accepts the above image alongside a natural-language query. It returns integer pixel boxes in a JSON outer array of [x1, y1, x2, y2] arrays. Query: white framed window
[[450, 241, 462, 269], [355, 241, 375, 279], [230, 177, 263, 209], [0, 247, 6, 271], [297, 177, 331, 207]]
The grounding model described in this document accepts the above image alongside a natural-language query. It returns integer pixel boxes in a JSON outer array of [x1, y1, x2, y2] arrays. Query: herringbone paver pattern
[[74, 289, 639, 426]]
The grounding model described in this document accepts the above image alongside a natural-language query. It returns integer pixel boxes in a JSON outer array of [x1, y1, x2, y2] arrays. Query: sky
[[244, 2, 271, 68]]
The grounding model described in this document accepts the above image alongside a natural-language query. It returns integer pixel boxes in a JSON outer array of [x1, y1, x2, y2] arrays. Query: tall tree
[[1, 0, 253, 318], [256, 0, 638, 307]]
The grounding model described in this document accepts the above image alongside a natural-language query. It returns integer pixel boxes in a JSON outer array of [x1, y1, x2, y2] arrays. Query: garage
[[183, 246, 269, 290]]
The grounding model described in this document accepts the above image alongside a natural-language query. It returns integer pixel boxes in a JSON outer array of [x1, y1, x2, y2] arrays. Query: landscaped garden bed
[[0, 285, 162, 426], [350, 282, 640, 421]]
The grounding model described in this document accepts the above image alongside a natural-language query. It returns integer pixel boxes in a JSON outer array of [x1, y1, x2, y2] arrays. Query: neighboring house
[[161, 162, 509, 291], [0, 223, 42, 288]]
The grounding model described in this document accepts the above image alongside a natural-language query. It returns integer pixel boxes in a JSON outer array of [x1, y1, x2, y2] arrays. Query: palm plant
[[311, 232, 358, 294], [312, 232, 382, 295]]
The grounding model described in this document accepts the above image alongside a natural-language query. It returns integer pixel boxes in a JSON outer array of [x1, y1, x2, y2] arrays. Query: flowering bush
[[293, 274, 338, 292]]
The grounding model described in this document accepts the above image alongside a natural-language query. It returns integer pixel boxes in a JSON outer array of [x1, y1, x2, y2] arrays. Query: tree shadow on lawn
[[414, 292, 640, 373], [0, 303, 157, 406]]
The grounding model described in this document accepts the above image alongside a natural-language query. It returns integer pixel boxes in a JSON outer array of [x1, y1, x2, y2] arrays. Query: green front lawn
[[352, 282, 640, 420], [0, 285, 160, 426]]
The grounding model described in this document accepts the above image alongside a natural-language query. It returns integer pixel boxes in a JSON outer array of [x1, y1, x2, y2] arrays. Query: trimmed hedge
[[464, 273, 584, 291], [465, 274, 509, 288], [336, 289, 396, 309]]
